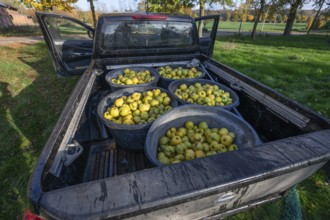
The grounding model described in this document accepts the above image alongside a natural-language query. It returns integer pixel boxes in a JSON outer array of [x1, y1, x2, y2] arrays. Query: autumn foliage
[[22, 0, 78, 11]]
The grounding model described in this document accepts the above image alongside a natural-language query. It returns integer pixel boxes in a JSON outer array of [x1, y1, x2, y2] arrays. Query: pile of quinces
[[111, 68, 155, 85], [103, 89, 172, 125], [157, 121, 238, 165], [158, 66, 203, 79], [174, 82, 233, 106]]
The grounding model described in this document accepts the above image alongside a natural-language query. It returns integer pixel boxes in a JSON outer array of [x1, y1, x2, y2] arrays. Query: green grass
[[59, 25, 88, 34], [218, 21, 308, 33], [0, 25, 42, 37], [214, 35, 330, 118], [204, 21, 308, 33], [0, 42, 78, 218], [214, 34, 330, 219]]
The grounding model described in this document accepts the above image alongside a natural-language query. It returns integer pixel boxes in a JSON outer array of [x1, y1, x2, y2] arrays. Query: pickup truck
[[27, 12, 330, 219]]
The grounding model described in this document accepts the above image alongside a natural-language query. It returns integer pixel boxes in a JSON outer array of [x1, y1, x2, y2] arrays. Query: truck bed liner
[[83, 140, 153, 182]]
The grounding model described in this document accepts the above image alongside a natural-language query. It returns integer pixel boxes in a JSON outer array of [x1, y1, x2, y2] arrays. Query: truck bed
[[30, 57, 330, 219], [83, 140, 152, 182], [30, 12, 330, 219]]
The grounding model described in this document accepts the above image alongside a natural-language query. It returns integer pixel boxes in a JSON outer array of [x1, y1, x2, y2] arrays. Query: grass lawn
[[204, 21, 329, 35], [217, 21, 308, 33], [0, 42, 78, 218], [214, 34, 330, 219], [0, 34, 329, 219], [214, 35, 330, 118]]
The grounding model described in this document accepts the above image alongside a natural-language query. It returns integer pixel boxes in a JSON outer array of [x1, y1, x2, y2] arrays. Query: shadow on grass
[[0, 42, 78, 219], [217, 34, 330, 51], [0, 81, 28, 219], [13, 43, 78, 151]]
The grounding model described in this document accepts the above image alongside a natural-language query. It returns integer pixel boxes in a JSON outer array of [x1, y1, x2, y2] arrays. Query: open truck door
[[195, 15, 220, 57], [36, 12, 94, 77]]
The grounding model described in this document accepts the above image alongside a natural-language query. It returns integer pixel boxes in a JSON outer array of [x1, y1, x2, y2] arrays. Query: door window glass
[[44, 17, 91, 41], [196, 18, 216, 38]]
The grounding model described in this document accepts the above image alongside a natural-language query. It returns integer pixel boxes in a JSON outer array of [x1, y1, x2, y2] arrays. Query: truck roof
[[98, 12, 194, 22]]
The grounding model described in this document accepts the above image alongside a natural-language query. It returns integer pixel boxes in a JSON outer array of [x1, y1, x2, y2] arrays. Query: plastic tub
[[145, 105, 261, 166], [157, 65, 206, 89], [105, 67, 160, 92], [97, 86, 178, 151], [168, 79, 239, 110]]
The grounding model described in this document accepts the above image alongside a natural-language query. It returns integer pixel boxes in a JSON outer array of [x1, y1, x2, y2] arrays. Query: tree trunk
[[146, 0, 149, 12], [260, 5, 270, 33], [89, 0, 97, 28], [251, 0, 265, 40], [307, 0, 325, 35], [238, 20, 243, 35], [198, 0, 205, 37], [272, 14, 277, 30], [283, 0, 302, 36]]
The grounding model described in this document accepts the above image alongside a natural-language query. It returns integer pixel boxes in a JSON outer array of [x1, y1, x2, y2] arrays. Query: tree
[[283, 0, 304, 36], [236, 0, 253, 34], [138, 0, 147, 11], [267, 2, 283, 22], [148, 0, 195, 14], [233, 9, 240, 21], [1, 0, 22, 8], [237, 0, 253, 22], [307, 0, 328, 34], [295, 12, 302, 22], [301, 15, 309, 22], [87, 0, 97, 27], [22, 0, 78, 11], [251, 0, 266, 39], [225, 10, 231, 21], [198, 0, 234, 17], [283, 14, 288, 22], [2, 0, 34, 19], [198, 0, 233, 36], [148, 0, 233, 36]]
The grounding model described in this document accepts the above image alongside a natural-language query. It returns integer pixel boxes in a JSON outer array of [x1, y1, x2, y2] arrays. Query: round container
[[145, 105, 261, 166], [157, 65, 206, 89], [105, 67, 160, 92], [97, 86, 178, 151], [168, 79, 239, 110]]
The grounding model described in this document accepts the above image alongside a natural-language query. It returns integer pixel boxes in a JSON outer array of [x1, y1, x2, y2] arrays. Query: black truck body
[[28, 12, 330, 219]]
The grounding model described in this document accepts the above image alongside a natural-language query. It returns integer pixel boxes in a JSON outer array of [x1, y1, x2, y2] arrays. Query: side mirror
[[87, 30, 94, 39]]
